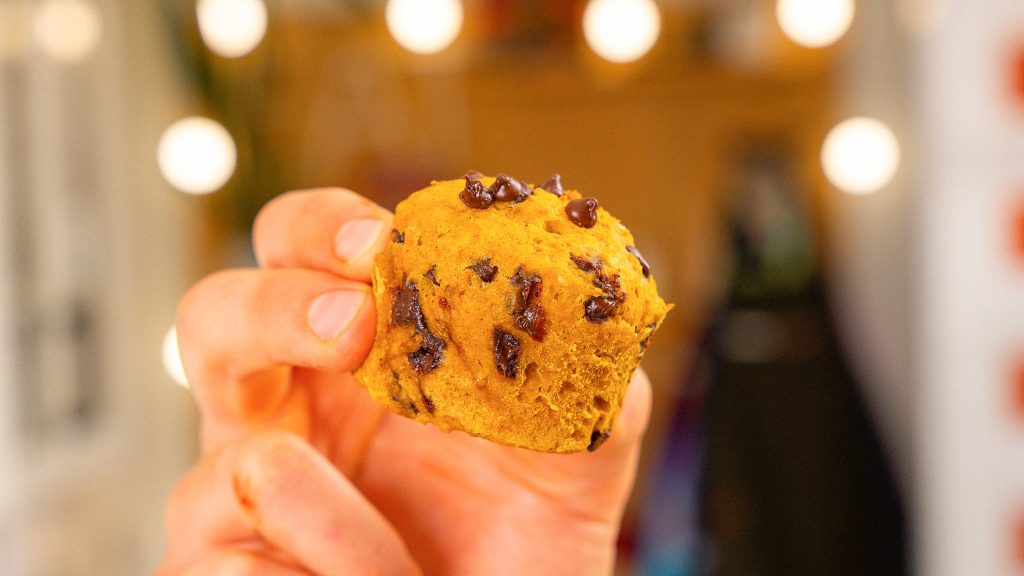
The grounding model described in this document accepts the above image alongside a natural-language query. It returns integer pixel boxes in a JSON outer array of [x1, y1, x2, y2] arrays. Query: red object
[[1014, 45, 1024, 107], [1014, 514, 1024, 569], [1013, 362, 1024, 418], [1012, 203, 1024, 263]]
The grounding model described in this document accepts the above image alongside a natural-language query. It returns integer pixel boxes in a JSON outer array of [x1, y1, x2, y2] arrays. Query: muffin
[[353, 173, 671, 453]]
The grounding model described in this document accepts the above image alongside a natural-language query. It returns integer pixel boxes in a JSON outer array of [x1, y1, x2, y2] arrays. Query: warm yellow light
[[821, 117, 900, 195], [33, 0, 102, 62], [196, 0, 267, 59], [583, 0, 661, 63], [162, 326, 189, 389], [157, 117, 237, 195], [386, 0, 463, 55], [776, 0, 854, 48]]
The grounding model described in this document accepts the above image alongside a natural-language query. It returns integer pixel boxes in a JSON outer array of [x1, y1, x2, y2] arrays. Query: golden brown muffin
[[354, 174, 671, 453]]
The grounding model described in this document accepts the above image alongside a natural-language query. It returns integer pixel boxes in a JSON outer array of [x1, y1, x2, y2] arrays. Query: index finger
[[163, 431, 421, 576], [253, 188, 394, 281]]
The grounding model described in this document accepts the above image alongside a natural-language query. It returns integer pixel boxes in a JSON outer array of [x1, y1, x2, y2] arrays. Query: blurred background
[[0, 0, 1019, 574]]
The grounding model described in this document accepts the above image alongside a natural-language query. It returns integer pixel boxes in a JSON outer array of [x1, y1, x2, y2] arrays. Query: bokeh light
[[196, 0, 268, 59], [776, 0, 854, 49], [157, 117, 237, 195], [821, 117, 900, 195], [386, 0, 463, 55], [162, 326, 189, 389], [33, 0, 102, 62], [583, 0, 661, 63]]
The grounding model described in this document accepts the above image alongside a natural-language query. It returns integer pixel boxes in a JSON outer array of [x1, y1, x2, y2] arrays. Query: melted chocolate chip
[[493, 328, 521, 379], [570, 254, 602, 274], [591, 270, 622, 299], [540, 174, 564, 197], [391, 280, 420, 326], [464, 170, 485, 180], [390, 279, 445, 373], [468, 258, 499, 283], [423, 265, 440, 286], [391, 229, 405, 244], [510, 267, 548, 341], [515, 305, 546, 340], [571, 255, 626, 323], [460, 176, 494, 209], [626, 245, 650, 278], [439, 296, 452, 311], [490, 174, 532, 204], [409, 331, 444, 375], [584, 296, 620, 324], [587, 430, 611, 452], [565, 197, 599, 228]]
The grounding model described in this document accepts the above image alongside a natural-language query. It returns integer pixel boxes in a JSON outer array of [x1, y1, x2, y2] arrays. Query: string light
[[583, 0, 661, 64], [821, 117, 900, 195], [157, 117, 237, 195], [33, 0, 102, 62], [386, 0, 463, 55], [162, 326, 189, 389], [196, 0, 268, 59], [776, 0, 854, 49]]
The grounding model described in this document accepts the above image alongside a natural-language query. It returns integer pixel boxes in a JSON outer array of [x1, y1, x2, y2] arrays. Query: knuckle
[[176, 270, 241, 336], [239, 430, 316, 491]]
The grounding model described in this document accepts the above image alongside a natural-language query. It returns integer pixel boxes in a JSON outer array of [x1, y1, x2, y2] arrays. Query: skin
[[159, 188, 653, 576]]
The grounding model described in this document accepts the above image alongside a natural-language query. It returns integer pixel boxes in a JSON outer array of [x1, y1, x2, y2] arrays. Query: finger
[[253, 188, 393, 281], [175, 551, 309, 576], [176, 268, 375, 430], [164, 431, 421, 576], [529, 369, 653, 520]]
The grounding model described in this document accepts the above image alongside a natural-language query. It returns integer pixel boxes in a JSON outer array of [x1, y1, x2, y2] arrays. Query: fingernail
[[334, 218, 385, 263], [307, 290, 366, 342]]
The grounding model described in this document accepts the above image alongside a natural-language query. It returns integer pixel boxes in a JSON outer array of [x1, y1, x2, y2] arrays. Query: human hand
[[159, 188, 653, 575]]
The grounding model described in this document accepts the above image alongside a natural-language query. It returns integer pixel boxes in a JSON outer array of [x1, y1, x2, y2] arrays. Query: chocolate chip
[[409, 331, 444, 374], [587, 430, 611, 452], [391, 229, 405, 244], [510, 267, 548, 341], [467, 258, 499, 283], [391, 280, 420, 326], [571, 255, 626, 323], [423, 265, 440, 286], [565, 197, 599, 228], [493, 328, 521, 379], [584, 296, 620, 324], [626, 245, 650, 278], [439, 296, 451, 311], [460, 176, 494, 209], [464, 170, 485, 180], [540, 174, 564, 197], [391, 279, 445, 373], [490, 174, 531, 204], [591, 271, 623, 299], [570, 254, 602, 274], [514, 305, 546, 341]]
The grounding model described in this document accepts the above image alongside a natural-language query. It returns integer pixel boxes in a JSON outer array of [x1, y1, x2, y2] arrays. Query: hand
[[159, 189, 653, 575]]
